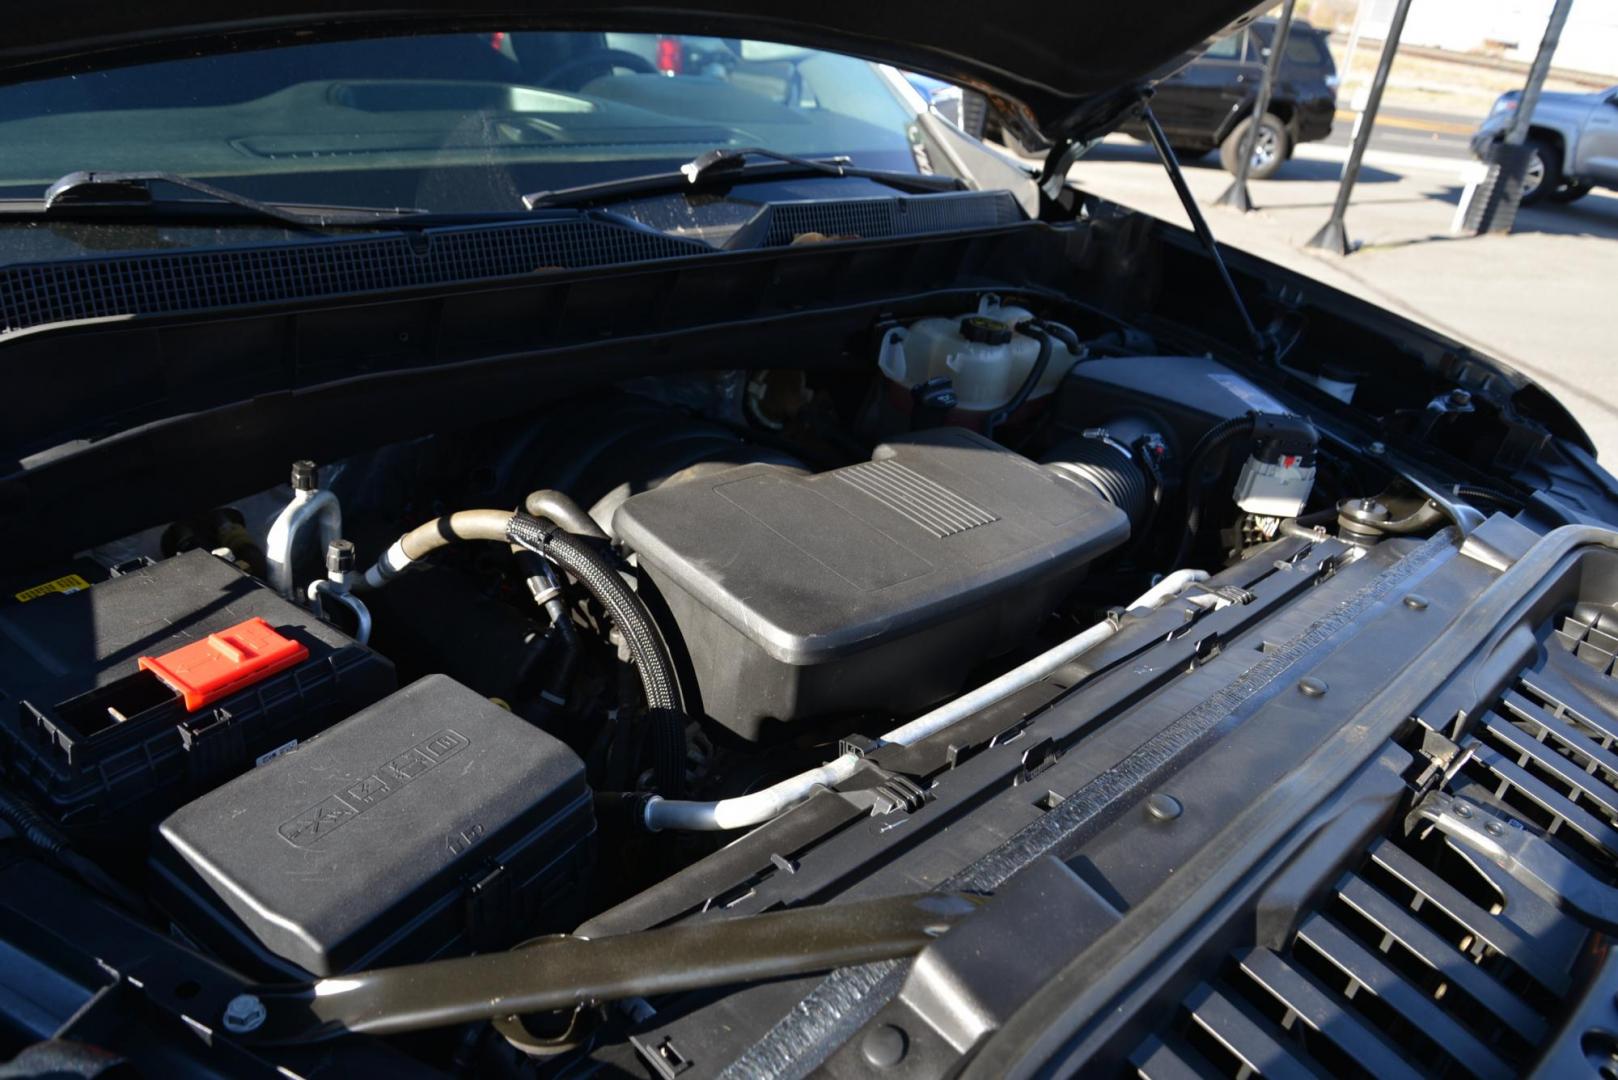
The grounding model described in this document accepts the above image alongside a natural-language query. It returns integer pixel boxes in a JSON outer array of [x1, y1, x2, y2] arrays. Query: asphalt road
[[1323, 104, 1477, 160]]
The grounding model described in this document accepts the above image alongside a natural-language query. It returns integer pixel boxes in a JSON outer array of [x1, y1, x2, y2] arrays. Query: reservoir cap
[[959, 315, 1012, 345]]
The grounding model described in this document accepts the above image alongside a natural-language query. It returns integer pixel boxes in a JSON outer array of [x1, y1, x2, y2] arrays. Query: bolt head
[[1368, 441, 1387, 455], [862, 1025, 908, 1068], [1447, 388, 1472, 407], [1485, 820, 1505, 837], [1146, 793, 1184, 821], [1298, 676, 1329, 698], [222, 993, 266, 1034]]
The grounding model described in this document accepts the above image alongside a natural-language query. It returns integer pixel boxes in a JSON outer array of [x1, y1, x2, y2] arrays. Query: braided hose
[[506, 514, 680, 715], [357, 508, 688, 794]]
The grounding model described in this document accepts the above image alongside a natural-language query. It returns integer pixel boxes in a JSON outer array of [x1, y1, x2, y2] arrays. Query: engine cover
[[614, 428, 1129, 739]]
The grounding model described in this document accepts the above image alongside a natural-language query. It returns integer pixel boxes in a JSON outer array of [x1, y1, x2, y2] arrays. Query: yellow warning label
[[14, 573, 91, 603]]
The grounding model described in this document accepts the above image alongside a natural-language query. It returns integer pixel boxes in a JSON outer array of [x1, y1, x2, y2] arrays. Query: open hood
[[0, 0, 1272, 142]]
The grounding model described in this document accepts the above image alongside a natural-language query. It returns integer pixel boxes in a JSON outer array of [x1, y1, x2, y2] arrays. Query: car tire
[[1220, 114, 1289, 180], [1519, 137, 1562, 206], [1549, 180, 1592, 204]]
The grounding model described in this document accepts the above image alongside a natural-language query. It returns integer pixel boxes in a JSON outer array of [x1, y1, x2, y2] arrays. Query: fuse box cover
[[152, 675, 593, 976]]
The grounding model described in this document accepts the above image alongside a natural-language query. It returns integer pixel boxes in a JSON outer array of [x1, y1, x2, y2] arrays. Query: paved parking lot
[[1055, 135, 1618, 460]]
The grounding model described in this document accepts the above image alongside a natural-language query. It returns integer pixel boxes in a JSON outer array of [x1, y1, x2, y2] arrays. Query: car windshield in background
[[0, 32, 924, 214]]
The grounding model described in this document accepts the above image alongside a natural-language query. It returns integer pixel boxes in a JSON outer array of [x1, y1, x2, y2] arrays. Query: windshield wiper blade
[[39, 171, 427, 230], [521, 148, 963, 209]]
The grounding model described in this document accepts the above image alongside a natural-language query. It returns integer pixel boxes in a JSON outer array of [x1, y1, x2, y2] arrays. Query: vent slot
[[1135, 829, 1579, 1078], [838, 460, 997, 538]]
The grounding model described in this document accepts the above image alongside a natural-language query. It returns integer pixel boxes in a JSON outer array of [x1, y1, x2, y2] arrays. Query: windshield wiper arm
[[40, 171, 427, 230], [522, 148, 963, 209]]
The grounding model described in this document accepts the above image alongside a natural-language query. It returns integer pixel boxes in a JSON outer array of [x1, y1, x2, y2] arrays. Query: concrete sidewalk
[[1062, 137, 1618, 461]]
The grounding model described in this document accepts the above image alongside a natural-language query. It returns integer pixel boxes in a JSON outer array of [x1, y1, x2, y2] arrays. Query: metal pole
[[1337, 0, 1370, 99], [1305, 0, 1415, 255], [1216, 0, 1298, 212], [1459, 0, 1576, 234]]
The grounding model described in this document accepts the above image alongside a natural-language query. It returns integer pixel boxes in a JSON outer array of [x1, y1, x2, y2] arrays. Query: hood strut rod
[[1139, 105, 1267, 360]]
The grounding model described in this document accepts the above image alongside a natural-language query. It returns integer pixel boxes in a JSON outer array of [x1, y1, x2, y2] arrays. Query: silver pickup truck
[[1471, 84, 1618, 204]]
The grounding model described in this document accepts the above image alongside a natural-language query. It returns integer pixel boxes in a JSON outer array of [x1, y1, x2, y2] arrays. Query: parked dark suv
[[1122, 17, 1338, 178]]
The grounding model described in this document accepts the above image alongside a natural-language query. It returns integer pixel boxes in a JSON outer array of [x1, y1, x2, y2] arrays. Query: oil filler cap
[[139, 617, 309, 711]]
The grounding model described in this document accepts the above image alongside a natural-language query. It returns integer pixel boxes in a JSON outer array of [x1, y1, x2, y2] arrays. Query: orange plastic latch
[[138, 617, 309, 712]]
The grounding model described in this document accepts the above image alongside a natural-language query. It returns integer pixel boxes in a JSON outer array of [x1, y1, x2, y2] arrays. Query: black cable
[[1453, 483, 1525, 513], [1171, 414, 1256, 570], [1130, 435, 1166, 545], [647, 710, 687, 800], [0, 789, 145, 912]]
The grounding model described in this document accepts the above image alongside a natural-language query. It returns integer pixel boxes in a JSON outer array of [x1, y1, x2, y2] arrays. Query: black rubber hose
[[1171, 414, 1256, 570], [985, 323, 1053, 438], [1041, 320, 1082, 355], [506, 513, 687, 795], [524, 489, 610, 542]]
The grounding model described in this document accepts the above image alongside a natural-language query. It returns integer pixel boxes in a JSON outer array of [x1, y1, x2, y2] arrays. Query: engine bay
[[0, 284, 1564, 1073]]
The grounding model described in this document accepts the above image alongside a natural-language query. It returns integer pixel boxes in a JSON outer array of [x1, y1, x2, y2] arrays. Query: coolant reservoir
[[878, 296, 1081, 419]]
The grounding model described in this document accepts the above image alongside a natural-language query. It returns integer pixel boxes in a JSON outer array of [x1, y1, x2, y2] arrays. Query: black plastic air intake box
[[614, 428, 1130, 740], [0, 550, 394, 827], [151, 675, 594, 977], [1053, 354, 1293, 449]]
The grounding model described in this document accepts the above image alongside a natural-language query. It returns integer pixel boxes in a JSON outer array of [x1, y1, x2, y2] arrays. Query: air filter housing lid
[[614, 428, 1129, 738]]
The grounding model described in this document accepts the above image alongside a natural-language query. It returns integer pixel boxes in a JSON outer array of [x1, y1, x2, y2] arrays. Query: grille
[[1, 191, 1023, 336], [0, 217, 711, 335], [1131, 633, 1618, 1079], [1461, 621, 1618, 876], [1134, 829, 1576, 1080], [838, 460, 998, 538]]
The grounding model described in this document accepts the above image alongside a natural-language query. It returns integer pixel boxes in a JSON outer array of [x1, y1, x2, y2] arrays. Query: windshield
[[0, 32, 926, 213]]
